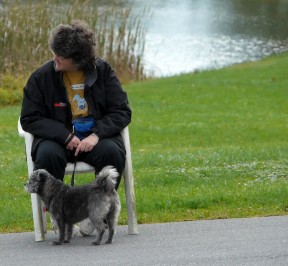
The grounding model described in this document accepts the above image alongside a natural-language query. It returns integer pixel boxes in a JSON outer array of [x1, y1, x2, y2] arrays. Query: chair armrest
[[18, 118, 25, 137], [18, 118, 34, 141], [18, 118, 35, 175]]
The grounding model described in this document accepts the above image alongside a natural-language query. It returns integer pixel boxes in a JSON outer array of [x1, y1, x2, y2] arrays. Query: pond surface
[[126, 0, 288, 76]]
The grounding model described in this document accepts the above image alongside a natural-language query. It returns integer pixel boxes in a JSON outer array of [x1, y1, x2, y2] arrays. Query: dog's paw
[[105, 239, 113, 244], [91, 241, 101, 245], [52, 241, 62, 246], [63, 240, 70, 244]]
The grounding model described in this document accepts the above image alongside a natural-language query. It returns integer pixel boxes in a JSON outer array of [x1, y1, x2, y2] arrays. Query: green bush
[[0, 75, 26, 106]]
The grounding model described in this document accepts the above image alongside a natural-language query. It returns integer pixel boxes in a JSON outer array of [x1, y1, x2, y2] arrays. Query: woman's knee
[[86, 138, 126, 174], [101, 140, 125, 167], [33, 140, 67, 179]]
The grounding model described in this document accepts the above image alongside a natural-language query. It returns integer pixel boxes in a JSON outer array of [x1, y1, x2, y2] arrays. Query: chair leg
[[121, 126, 138, 234], [31, 193, 46, 241], [123, 163, 138, 235]]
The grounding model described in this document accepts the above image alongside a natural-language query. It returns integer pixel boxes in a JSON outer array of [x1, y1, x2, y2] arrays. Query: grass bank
[[1, 52, 288, 232]]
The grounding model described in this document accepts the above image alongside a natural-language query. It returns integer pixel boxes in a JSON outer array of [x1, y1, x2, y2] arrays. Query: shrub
[[0, 75, 26, 106]]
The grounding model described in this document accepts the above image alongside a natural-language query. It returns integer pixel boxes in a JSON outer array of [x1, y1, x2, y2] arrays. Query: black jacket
[[20, 57, 131, 157]]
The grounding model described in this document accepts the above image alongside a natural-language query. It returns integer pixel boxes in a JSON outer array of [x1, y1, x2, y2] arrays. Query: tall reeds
[[0, 0, 147, 83]]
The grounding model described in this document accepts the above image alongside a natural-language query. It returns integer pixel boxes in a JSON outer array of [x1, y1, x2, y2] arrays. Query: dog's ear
[[33, 169, 48, 182]]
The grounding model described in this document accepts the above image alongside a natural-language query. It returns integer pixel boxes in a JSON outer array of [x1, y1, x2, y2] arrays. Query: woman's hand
[[74, 134, 99, 156], [66, 135, 81, 151]]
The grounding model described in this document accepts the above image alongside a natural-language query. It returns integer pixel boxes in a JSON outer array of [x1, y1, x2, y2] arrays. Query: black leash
[[71, 155, 77, 187]]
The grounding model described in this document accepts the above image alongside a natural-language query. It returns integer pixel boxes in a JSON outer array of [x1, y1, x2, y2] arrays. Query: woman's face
[[52, 53, 78, 72]]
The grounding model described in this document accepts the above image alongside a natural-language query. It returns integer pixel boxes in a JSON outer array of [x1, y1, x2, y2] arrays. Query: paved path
[[1, 216, 288, 265]]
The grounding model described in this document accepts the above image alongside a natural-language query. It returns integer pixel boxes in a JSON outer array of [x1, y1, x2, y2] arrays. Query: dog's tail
[[95, 166, 119, 191]]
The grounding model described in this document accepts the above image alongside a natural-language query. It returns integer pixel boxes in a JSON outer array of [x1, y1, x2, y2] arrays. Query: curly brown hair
[[49, 20, 96, 71]]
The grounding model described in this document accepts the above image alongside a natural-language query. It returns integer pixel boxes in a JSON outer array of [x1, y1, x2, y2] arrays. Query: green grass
[[1, 52, 288, 232]]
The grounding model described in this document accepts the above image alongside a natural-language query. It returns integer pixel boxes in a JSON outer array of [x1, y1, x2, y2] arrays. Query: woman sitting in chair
[[20, 20, 132, 235]]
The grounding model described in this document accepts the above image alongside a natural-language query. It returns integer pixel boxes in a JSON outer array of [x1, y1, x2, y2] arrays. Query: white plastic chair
[[18, 118, 138, 241]]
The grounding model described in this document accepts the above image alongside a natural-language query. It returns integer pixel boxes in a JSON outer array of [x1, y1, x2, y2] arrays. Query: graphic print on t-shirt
[[63, 71, 88, 118], [70, 84, 88, 117]]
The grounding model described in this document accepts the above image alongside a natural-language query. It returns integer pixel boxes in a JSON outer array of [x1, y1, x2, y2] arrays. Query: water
[[126, 0, 288, 76]]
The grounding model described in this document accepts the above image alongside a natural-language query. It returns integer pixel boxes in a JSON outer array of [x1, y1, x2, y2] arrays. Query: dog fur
[[25, 166, 121, 246]]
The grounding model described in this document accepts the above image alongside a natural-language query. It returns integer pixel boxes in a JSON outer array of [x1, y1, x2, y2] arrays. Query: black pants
[[33, 137, 126, 189]]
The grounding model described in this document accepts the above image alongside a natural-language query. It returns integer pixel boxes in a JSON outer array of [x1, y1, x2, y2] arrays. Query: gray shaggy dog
[[25, 166, 121, 246]]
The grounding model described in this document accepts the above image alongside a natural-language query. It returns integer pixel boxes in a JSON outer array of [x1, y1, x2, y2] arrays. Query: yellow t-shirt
[[63, 71, 88, 119]]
